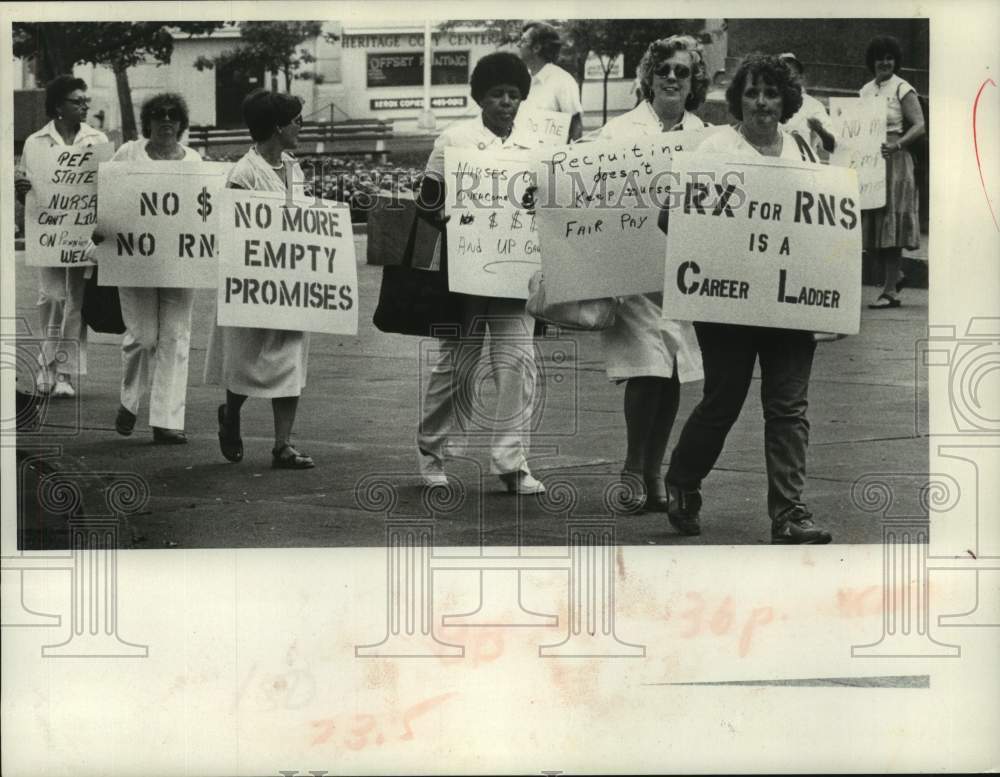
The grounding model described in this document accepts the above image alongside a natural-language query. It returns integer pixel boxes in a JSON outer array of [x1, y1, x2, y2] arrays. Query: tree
[[560, 19, 707, 123], [437, 19, 708, 124], [13, 22, 223, 140], [194, 21, 323, 94]]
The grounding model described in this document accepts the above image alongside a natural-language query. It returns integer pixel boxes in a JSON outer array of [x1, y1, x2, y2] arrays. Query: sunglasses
[[281, 115, 304, 129], [654, 63, 692, 80], [64, 97, 91, 107], [149, 108, 183, 122]]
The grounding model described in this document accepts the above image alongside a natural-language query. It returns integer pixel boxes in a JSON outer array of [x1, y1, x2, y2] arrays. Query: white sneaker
[[51, 374, 76, 399], [421, 473, 450, 488], [500, 471, 546, 495], [35, 367, 53, 395], [418, 451, 449, 488]]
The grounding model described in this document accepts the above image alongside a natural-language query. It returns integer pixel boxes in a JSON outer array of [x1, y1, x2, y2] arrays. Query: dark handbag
[[82, 267, 126, 334], [372, 177, 466, 337]]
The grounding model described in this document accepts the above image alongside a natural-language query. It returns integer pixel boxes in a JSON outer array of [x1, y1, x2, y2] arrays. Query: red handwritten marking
[[309, 692, 457, 750], [309, 719, 337, 746], [837, 585, 882, 618], [674, 593, 777, 656], [972, 77, 998, 231], [345, 714, 377, 751], [435, 627, 504, 666], [399, 692, 457, 740], [738, 607, 774, 658]]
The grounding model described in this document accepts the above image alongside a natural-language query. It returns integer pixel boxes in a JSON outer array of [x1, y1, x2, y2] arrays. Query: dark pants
[[666, 323, 816, 522]]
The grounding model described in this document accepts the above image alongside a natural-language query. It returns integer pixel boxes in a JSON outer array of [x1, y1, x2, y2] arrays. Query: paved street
[[13, 240, 929, 548]]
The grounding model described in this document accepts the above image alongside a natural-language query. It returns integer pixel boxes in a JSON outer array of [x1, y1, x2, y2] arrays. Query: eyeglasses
[[64, 97, 91, 107], [281, 115, 304, 128], [654, 63, 692, 80], [149, 108, 183, 122]]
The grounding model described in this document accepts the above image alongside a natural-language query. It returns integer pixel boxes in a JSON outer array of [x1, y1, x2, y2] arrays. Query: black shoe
[[617, 471, 646, 514], [272, 444, 315, 470], [771, 510, 832, 545], [115, 405, 136, 436], [152, 427, 188, 445], [217, 404, 244, 463], [665, 482, 702, 536]]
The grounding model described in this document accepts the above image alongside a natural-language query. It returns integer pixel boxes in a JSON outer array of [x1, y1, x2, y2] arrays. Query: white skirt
[[601, 294, 703, 383], [204, 319, 309, 398]]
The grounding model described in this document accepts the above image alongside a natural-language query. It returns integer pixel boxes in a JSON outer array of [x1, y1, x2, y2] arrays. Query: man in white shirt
[[778, 52, 836, 158], [517, 21, 584, 141]]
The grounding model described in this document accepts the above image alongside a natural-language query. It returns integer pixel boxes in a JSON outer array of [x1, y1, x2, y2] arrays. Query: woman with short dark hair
[[859, 35, 925, 308], [416, 52, 545, 493], [15, 75, 108, 399], [204, 89, 315, 469], [663, 53, 833, 545], [107, 92, 201, 444]]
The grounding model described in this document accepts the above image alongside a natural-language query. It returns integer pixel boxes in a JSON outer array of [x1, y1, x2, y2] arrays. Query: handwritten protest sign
[[443, 147, 538, 299], [829, 97, 887, 209], [24, 142, 113, 267], [216, 190, 358, 335], [533, 127, 721, 303], [510, 105, 572, 147], [95, 161, 230, 287], [662, 152, 862, 335]]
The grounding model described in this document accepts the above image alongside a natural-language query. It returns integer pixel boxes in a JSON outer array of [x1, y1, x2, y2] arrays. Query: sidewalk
[[13, 240, 930, 549]]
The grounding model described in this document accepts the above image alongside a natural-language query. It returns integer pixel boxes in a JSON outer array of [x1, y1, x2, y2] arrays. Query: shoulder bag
[[526, 271, 618, 331]]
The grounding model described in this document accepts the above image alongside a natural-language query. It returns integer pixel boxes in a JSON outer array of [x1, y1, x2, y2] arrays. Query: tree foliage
[[435, 19, 708, 122], [561, 19, 707, 121], [13, 22, 223, 140], [194, 21, 323, 93]]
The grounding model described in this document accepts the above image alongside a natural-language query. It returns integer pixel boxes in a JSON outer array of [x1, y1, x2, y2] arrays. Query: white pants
[[36, 266, 88, 377], [119, 287, 196, 430], [417, 297, 538, 476]]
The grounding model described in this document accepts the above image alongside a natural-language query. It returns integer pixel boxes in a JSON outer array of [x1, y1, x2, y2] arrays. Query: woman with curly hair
[[106, 93, 201, 444], [597, 35, 708, 513], [662, 53, 833, 545], [859, 35, 925, 309]]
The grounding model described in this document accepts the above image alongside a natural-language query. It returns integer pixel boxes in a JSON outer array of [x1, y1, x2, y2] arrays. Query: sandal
[[868, 294, 901, 309], [272, 444, 315, 470], [217, 404, 243, 463]]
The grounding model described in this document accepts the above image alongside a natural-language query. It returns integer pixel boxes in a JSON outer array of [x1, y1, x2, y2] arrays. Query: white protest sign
[[95, 161, 230, 287], [24, 142, 113, 267], [662, 152, 862, 335], [534, 127, 721, 303], [443, 147, 538, 299], [829, 97, 887, 210], [510, 105, 572, 147], [217, 190, 358, 335]]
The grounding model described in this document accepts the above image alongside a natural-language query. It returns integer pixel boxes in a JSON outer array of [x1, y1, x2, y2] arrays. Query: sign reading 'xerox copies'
[[662, 152, 862, 335], [216, 190, 358, 335]]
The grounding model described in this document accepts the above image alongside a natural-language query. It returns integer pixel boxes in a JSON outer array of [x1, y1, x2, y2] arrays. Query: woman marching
[[415, 52, 545, 494], [204, 89, 315, 469], [15, 75, 109, 399], [663, 53, 833, 544], [598, 36, 706, 512], [107, 93, 200, 443], [859, 35, 925, 309]]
